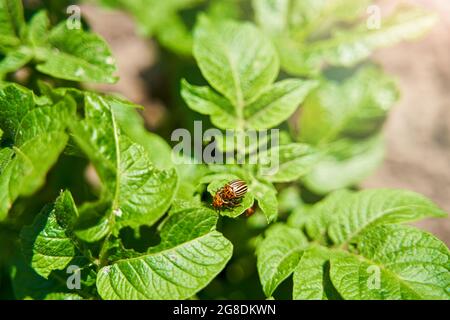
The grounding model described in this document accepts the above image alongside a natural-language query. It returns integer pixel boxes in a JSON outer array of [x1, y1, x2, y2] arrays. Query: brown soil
[[364, 0, 450, 244]]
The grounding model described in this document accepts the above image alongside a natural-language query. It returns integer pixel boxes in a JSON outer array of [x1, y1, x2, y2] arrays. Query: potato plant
[[0, 0, 448, 300]]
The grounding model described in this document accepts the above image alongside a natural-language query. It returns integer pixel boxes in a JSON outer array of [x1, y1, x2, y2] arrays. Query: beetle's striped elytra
[[212, 179, 248, 210]]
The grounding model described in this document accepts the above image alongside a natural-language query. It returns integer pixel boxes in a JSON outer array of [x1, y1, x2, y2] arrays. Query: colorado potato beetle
[[212, 179, 248, 210]]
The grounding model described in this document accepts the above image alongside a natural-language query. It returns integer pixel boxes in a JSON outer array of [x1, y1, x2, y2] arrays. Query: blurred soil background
[[81, 0, 449, 244], [364, 0, 450, 244]]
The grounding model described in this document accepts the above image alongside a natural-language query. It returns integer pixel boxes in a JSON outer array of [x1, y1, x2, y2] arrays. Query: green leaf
[[251, 179, 278, 223], [279, 6, 437, 76], [327, 189, 447, 246], [244, 79, 318, 129], [169, 198, 202, 216], [206, 0, 241, 22], [156, 13, 194, 56], [0, 84, 35, 140], [72, 93, 178, 230], [9, 124, 70, 200], [187, 16, 315, 133], [36, 23, 117, 83], [96, 207, 233, 299], [193, 16, 279, 108], [305, 189, 353, 244], [298, 67, 398, 192], [0, 0, 25, 41], [43, 293, 83, 300], [115, 136, 178, 229], [181, 79, 237, 130], [252, 0, 290, 35], [10, 251, 93, 300], [74, 201, 112, 243], [0, 148, 15, 219], [256, 224, 308, 297], [293, 245, 341, 300], [253, 0, 371, 38], [0, 136, 68, 220], [0, 47, 32, 78], [0, 86, 74, 220], [303, 135, 385, 194], [20, 191, 79, 278], [26, 10, 50, 47], [110, 99, 173, 170], [287, 204, 313, 230], [0, 146, 13, 169], [53, 189, 79, 229], [71, 93, 119, 191], [0, 35, 20, 53], [99, 236, 142, 263], [299, 67, 399, 144], [278, 185, 303, 215], [10, 254, 77, 300], [258, 143, 318, 183], [332, 6, 437, 65], [15, 95, 75, 145], [330, 225, 450, 300], [174, 160, 209, 203]]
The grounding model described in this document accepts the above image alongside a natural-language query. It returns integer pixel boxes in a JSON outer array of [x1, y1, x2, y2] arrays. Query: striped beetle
[[212, 179, 248, 210]]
